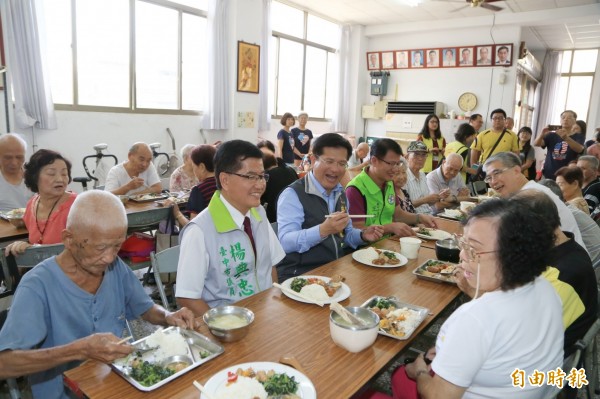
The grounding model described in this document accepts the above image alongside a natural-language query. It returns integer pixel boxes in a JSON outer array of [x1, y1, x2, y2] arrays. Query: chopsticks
[[116, 336, 133, 344], [193, 380, 217, 399], [325, 214, 374, 218], [273, 282, 325, 307]]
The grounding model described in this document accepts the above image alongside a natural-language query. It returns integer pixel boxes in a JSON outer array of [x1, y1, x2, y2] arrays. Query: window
[[42, 0, 207, 113], [552, 49, 598, 123], [270, 2, 340, 119]]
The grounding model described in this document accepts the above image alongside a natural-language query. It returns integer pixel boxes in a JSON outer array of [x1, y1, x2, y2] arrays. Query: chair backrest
[[151, 245, 180, 310], [470, 181, 488, 196], [1, 243, 65, 293]]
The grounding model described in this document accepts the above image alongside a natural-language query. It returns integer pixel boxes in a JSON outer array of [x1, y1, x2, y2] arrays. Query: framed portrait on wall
[[395, 51, 409, 68], [381, 51, 395, 69], [411, 50, 424, 68], [442, 48, 456, 67], [459, 47, 474, 67], [425, 49, 439, 68], [367, 52, 380, 70], [494, 44, 513, 66], [237, 41, 260, 93], [476, 45, 492, 66]]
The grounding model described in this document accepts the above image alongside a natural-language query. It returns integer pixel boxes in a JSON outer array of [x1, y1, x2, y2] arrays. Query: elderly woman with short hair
[[555, 166, 589, 214], [169, 144, 199, 192], [363, 199, 564, 399], [5, 149, 76, 256]]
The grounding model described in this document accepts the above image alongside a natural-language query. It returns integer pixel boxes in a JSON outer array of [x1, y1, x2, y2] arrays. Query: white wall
[[355, 25, 521, 139]]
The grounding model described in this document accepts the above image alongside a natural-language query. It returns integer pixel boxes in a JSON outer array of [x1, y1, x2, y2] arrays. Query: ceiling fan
[[459, 0, 504, 12]]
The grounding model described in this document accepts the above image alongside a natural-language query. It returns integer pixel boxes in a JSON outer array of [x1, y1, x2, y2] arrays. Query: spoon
[[279, 355, 307, 375], [330, 302, 368, 327], [193, 380, 217, 399]]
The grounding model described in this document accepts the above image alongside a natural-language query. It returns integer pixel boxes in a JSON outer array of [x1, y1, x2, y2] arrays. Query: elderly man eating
[[426, 153, 471, 212], [105, 142, 162, 196], [0, 190, 196, 399], [483, 152, 584, 249], [0, 133, 32, 211]]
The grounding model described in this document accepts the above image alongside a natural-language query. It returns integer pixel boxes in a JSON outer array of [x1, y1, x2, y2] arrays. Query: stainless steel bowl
[[160, 355, 193, 373], [202, 306, 254, 342], [6, 216, 25, 228], [435, 238, 460, 263]]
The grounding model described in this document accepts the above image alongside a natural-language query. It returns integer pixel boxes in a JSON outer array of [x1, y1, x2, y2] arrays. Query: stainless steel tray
[[111, 327, 224, 392], [360, 296, 429, 340], [412, 259, 458, 285], [129, 193, 170, 203]]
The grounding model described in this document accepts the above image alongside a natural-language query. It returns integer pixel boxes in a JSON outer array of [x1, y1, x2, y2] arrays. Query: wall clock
[[458, 92, 477, 112]]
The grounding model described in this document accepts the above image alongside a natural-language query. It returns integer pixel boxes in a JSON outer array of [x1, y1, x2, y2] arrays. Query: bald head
[[129, 142, 152, 157], [0, 133, 27, 177], [356, 143, 370, 159], [67, 190, 127, 235]]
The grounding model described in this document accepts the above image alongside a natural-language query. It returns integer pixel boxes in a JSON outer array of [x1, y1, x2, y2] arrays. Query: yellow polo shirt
[[470, 129, 519, 163]]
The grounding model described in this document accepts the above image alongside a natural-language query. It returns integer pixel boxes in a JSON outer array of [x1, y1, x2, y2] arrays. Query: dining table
[[63, 237, 461, 399], [0, 198, 180, 246]]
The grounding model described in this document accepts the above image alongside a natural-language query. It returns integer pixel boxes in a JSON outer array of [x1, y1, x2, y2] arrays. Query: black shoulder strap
[[488, 129, 507, 156]]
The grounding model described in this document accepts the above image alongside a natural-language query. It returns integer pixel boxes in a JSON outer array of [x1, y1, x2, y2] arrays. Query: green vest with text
[[347, 169, 396, 226]]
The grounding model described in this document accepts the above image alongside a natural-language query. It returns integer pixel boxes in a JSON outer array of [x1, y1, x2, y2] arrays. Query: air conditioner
[[385, 101, 444, 134]]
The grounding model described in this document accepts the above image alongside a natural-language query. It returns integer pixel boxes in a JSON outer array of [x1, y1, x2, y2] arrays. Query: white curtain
[[533, 51, 562, 136], [332, 25, 351, 133], [3, 0, 56, 130], [202, 0, 230, 130], [258, 0, 271, 133]]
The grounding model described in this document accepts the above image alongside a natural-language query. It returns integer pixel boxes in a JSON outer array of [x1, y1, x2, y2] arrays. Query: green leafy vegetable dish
[[290, 277, 308, 293], [368, 297, 393, 309], [263, 373, 299, 396], [417, 227, 431, 236], [130, 360, 174, 387]]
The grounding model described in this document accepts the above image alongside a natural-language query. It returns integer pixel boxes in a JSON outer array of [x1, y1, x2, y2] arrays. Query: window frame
[[554, 49, 598, 123], [270, 3, 338, 121], [52, 0, 207, 115]]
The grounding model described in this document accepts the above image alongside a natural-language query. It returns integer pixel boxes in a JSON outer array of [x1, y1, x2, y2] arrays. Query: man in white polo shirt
[[0, 133, 33, 211], [104, 142, 162, 196]]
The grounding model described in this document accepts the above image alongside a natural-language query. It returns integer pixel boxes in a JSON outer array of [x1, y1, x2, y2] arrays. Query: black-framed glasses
[[455, 234, 497, 262], [376, 157, 403, 168], [483, 167, 509, 183], [225, 172, 270, 182], [315, 156, 348, 169]]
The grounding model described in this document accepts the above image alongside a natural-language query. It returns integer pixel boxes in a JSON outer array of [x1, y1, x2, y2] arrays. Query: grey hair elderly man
[[577, 155, 600, 217], [105, 142, 163, 196], [0, 133, 33, 211], [426, 153, 471, 212], [483, 151, 584, 249], [0, 190, 196, 399]]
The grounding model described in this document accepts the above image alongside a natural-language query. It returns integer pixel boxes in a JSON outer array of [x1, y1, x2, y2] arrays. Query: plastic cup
[[400, 237, 422, 259]]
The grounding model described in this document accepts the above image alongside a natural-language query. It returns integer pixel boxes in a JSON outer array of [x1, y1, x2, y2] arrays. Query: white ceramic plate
[[352, 248, 408, 268], [202, 361, 317, 399], [414, 228, 452, 241], [280, 275, 351, 304]]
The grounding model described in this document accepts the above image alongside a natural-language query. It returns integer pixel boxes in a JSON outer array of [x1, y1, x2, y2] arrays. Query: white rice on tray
[[215, 376, 267, 399], [144, 329, 188, 362], [388, 307, 422, 333]]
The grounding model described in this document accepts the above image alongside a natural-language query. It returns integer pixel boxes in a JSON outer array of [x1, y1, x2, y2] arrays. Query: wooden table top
[[0, 219, 28, 243], [63, 239, 460, 399]]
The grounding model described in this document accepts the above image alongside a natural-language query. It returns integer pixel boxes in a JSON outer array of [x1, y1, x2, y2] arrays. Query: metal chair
[[1, 244, 65, 292], [561, 318, 600, 398], [150, 245, 180, 310]]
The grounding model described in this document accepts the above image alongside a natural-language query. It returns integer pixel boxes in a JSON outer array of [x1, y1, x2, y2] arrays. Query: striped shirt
[[405, 168, 433, 214]]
